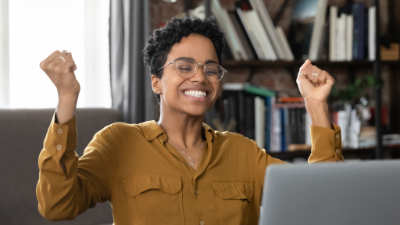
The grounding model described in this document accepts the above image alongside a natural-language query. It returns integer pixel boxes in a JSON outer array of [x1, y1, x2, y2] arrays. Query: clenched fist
[[296, 59, 335, 102], [40, 50, 80, 99]]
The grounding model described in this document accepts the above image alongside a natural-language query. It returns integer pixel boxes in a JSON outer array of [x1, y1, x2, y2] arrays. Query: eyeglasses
[[157, 58, 227, 82]]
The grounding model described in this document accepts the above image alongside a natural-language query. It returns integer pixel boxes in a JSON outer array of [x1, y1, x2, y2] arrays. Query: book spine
[[265, 96, 271, 151], [281, 108, 286, 151], [244, 93, 255, 140], [255, 96, 265, 148], [329, 6, 338, 61], [352, 3, 360, 60], [236, 7, 265, 60], [346, 15, 354, 61], [357, 3, 365, 60], [368, 6, 376, 61]]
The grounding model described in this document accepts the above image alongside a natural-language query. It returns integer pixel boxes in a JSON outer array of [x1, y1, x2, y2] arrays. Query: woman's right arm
[[36, 51, 117, 221]]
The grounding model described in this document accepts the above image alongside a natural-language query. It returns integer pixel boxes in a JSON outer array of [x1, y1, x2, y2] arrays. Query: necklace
[[168, 140, 205, 165]]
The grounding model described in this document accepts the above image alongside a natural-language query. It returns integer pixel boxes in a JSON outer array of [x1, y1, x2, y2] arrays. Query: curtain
[[109, 0, 154, 123]]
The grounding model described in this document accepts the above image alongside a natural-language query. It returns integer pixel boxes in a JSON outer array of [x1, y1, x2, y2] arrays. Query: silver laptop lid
[[259, 160, 400, 225]]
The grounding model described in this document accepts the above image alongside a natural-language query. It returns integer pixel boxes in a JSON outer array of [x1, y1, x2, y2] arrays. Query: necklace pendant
[[190, 160, 194, 165]]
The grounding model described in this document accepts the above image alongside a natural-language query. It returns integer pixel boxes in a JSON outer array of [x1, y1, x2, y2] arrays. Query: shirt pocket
[[123, 174, 184, 225], [211, 181, 255, 225]]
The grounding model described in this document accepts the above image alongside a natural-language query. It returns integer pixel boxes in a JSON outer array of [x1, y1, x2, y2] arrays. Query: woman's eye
[[178, 68, 191, 71], [206, 70, 217, 75]]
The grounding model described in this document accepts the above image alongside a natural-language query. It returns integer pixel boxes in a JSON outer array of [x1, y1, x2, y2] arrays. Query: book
[[329, 6, 338, 61], [255, 96, 265, 148], [236, 7, 265, 60], [223, 9, 249, 60], [228, 11, 256, 60], [223, 83, 275, 97], [270, 106, 282, 152], [346, 14, 354, 61], [245, 10, 277, 60], [276, 26, 295, 61], [211, 0, 242, 60], [368, 6, 376, 61], [337, 13, 346, 61], [352, 2, 365, 60], [308, 0, 328, 61], [249, 0, 286, 60]]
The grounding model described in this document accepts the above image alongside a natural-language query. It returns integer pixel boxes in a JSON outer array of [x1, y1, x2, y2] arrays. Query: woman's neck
[[157, 106, 205, 149]]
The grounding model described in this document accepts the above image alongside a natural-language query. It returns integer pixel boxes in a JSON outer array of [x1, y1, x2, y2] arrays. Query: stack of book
[[207, 0, 294, 61], [328, 2, 376, 61], [187, 0, 396, 62], [206, 83, 311, 152]]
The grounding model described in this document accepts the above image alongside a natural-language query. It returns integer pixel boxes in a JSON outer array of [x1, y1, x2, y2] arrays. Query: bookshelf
[[196, 0, 399, 159], [221, 60, 400, 67]]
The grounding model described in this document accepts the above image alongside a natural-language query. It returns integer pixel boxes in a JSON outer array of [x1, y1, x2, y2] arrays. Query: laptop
[[258, 160, 400, 225]]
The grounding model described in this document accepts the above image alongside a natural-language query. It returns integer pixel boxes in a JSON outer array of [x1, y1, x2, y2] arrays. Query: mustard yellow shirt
[[37, 111, 343, 224]]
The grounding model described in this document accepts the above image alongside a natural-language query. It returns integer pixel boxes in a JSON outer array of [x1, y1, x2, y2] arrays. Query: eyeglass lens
[[175, 60, 223, 82]]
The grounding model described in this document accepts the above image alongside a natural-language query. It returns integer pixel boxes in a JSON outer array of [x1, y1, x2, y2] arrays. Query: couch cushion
[[0, 108, 122, 224]]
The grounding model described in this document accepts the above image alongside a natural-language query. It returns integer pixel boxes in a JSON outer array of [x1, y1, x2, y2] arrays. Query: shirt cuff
[[309, 123, 343, 162], [43, 110, 77, 163]]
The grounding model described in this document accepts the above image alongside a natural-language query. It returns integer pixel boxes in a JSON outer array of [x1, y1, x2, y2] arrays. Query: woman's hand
[[40, 50, 80, 124], [40, 50, 80, 99], [296, 59, 335, 102], [296, 59, 334, 129]]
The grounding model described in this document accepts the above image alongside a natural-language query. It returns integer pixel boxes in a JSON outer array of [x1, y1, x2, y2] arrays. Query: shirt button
[[58, 128, 63, 134], [200, 221, 204, 225], [335, 134, 339, 139], [57, 144, 62, 150], [195, 189, 199, 195], [336, 149, 340, 153]]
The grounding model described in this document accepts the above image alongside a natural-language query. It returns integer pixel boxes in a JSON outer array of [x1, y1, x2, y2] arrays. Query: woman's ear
[[151, 75, 161, 94]]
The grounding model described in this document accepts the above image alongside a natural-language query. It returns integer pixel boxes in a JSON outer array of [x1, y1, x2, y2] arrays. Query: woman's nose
[[190, 64, 207, 83]]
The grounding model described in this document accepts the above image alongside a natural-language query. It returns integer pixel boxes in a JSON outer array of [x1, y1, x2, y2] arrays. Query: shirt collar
[[139, 120, 215, 142]]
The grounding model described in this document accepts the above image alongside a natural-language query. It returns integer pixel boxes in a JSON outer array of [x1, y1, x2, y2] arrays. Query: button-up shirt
[[37, 111, 343, 224]]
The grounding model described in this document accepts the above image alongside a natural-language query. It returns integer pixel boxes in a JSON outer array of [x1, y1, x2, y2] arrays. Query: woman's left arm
[[297, 60, 344, 162]]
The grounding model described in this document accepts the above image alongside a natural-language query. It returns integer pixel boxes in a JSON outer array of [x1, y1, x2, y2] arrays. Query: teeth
[[184, 90, 207, 98]]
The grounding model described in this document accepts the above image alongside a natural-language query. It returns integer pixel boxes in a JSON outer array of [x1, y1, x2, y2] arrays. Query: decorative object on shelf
[[330, 75, 383, 102]]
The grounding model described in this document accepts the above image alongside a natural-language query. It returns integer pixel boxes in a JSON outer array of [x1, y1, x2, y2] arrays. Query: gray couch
[[0, 108, 122, 224]]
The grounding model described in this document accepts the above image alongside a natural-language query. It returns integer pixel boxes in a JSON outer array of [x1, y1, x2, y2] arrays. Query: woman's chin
[[182, 106, 209, 117]]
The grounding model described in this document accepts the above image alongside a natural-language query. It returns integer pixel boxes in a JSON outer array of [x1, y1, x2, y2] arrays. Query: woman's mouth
[[184, 90, 207, 98], [183, 90, 209, 101]]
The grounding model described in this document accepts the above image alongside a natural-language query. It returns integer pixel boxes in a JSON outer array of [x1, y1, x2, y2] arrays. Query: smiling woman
[[36, 17, 344, 225]]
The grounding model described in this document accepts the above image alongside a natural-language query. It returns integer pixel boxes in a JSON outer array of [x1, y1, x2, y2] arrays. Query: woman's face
[[152, 33, 221, 117]]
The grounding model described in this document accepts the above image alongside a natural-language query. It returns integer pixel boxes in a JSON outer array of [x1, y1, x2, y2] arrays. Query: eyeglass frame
[[157, 58, 227, 82]]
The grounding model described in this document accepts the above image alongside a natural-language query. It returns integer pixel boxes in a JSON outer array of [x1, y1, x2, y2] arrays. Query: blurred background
[[1, 0, 399, 161], [0, 0, 400, 224]]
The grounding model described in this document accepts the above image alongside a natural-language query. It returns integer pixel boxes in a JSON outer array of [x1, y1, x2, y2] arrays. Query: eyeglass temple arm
[[157, 61, 175, 71]]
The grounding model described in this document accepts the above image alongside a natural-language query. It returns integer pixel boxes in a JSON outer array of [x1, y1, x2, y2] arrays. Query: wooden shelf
[[221, 60, 400, 67], [269, 146, 400, 161]]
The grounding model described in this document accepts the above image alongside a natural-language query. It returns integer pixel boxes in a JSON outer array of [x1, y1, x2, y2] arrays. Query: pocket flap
[[211, 181, 255, 202], [123, 174, 182, 198]]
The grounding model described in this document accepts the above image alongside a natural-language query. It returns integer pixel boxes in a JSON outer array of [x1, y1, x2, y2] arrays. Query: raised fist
[[296, 59, 335, 102], [40, 50, 80, 99]]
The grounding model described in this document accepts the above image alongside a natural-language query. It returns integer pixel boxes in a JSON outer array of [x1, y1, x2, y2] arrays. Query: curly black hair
[[142, 17, 226, 103]]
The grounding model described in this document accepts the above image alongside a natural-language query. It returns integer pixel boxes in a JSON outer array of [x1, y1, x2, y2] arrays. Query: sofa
[[0, 108, 122, 224]]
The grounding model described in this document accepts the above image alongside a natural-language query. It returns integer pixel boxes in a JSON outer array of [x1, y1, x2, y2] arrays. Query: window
[[1, 0, 111, 108]]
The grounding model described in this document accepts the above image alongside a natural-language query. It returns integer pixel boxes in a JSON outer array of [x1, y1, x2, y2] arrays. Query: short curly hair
[[142, 17, 226, 103]]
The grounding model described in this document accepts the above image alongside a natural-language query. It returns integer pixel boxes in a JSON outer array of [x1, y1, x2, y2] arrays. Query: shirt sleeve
[[308, 123, 344, 163], [36, 110, 118, 221]]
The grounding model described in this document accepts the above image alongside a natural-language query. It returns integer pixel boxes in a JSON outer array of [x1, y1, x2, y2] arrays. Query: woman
[[37, 17, 343, 224]]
